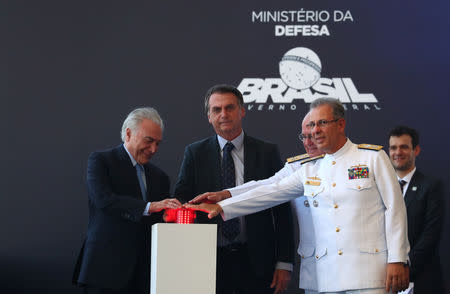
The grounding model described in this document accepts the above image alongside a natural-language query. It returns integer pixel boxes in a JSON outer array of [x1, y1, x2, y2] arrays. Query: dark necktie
[[220, 142, 240, 241], [399, 179, 407, 194], [136, 164, 147, 201]]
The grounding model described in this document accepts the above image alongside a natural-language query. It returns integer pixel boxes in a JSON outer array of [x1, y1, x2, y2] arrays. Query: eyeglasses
[[298, 133, 313, 142], [306, 118, 340, 129]]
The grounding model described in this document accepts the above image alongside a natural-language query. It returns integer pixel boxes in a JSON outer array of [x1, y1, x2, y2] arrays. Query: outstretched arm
[[189, 190, 231, 204], [185, 202, 223, 219]]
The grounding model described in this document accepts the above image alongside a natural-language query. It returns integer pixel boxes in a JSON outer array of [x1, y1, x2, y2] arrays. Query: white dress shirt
[[397, 167, 416, 294], [217, 131, 292, 271]]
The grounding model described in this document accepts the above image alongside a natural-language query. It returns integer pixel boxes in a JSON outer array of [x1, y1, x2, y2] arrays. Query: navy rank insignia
[[305, 176, 321, 186], [348, 165, 369, 179], [357, 144, 383, 151], [300, 154, 325, 165], [286, 153, 309, 163]]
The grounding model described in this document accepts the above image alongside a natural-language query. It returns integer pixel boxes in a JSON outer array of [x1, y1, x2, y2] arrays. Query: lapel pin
[[412, 186, 417, 191]]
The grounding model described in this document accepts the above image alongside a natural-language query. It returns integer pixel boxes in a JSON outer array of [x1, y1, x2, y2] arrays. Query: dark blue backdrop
[[4, 1, 449, 293]]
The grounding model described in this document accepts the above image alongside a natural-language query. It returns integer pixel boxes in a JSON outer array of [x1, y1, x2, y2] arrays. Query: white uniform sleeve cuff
[[275, 262, 293, 271], [387, 251, 408, 263]]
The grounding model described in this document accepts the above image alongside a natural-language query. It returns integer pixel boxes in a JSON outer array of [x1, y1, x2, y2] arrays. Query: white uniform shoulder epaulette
[[300, 154, 325, 165], [286, 153, 309, 163], [357, 144, 383, 151]]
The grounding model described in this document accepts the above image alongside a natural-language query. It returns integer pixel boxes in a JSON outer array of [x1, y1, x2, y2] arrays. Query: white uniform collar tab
[[324, 138, 351, 161]]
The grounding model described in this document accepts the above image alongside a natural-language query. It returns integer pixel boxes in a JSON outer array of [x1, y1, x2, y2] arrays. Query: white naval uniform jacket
[[220, 139, 409, 292], [228, 157, 318, 291]]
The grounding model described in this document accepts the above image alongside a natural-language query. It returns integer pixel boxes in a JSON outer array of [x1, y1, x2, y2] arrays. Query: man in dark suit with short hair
[[388, 125, 445, 293], [175, 85, 294, 294], [73, 107, 181, 294]]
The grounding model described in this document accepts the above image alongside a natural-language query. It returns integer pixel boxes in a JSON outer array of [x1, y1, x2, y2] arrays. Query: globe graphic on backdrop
[[279, 47, 322, 90]]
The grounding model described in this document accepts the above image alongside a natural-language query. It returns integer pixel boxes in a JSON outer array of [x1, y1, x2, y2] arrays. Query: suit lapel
[[207, 136, 223, 190], [404, 170, 422, 208], [116, 145, 145, 200], [143, 165, 154, 199], [243, 134, 258, 223], [243, 134, 255, 182]]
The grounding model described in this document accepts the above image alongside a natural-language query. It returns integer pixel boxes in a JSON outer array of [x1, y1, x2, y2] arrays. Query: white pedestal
[[150, 223, 217, 294]]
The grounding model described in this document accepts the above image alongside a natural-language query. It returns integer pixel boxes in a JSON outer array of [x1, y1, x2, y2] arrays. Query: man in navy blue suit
[[388, 126, 445, 294], [73, 107, 181, 294], [175, 85, 294, 294]]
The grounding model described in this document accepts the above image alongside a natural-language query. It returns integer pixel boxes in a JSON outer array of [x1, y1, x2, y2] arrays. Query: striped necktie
[[399, 179, 407, 194]]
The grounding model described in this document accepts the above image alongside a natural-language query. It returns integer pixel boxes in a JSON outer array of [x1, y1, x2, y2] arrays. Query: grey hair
[[120, 107, 164, 142], [310, 98, 345, 119]]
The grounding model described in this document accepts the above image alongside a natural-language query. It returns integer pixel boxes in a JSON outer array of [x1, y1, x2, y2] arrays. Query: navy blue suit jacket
[[174, 134, 294, 279], [404, 170, 444, 293], [73, 145, 170, 290]]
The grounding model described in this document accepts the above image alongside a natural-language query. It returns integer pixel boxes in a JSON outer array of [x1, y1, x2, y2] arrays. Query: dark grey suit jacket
[[404, 170, 444, 293], [73, 145, 170, 290], [174, 134, 294, 279]]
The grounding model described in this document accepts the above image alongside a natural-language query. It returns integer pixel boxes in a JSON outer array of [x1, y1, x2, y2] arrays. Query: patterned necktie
[[399, 179, 407, 194], [136, 164, 147, 201], [221, 142, 240, 241]]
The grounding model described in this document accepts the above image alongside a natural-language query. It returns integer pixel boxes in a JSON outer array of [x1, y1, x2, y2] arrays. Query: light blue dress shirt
[[123, 144, 152, 215], [217, 132, 291, 271]]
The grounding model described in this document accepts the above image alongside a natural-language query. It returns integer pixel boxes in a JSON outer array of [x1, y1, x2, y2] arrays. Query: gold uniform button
[[315, 255, 319, 259], [338, 250, 343, 255], [332, 161, 336, 165], [375, 249, 379, 253], [357, 185, 361, 190], [335, 227, 340, 232], [334, 204, 338, 209], [302, 255, 305, 258], [311, 193, 314, 196], [332, 183, 336, 187]]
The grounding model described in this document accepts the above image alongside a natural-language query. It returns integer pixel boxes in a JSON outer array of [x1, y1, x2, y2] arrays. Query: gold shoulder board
[[300, 154, 325, 165], [286, 153, 309, 163], [357, 144, 383, 151]]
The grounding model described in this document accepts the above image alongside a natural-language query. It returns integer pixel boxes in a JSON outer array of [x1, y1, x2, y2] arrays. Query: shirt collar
[[324, 138, 351, 161], [217, 130, 244, 151], [397, 167, 416, 183], [123, 144, 138, 167]]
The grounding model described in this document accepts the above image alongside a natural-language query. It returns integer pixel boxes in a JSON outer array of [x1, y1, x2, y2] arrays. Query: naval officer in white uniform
[[188, 98, 410, 294], [198, 112, 324, 293]]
